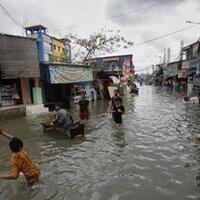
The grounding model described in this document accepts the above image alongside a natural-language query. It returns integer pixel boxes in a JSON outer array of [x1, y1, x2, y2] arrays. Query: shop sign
[[94, 55, 134, 73]]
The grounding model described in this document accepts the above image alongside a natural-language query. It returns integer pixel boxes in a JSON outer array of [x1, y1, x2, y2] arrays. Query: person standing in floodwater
[[110, 89, 123, 119], [113, 98, 125, 127], [79, 92, 90, 121]]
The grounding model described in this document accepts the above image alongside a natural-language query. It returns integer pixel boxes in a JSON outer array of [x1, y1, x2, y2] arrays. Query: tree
[[64, 29, 134, 63]]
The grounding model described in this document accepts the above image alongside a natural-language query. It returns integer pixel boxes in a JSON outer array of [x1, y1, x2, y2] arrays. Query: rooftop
[[183, 39, 200, 51], [0, 32, 36, 41], [86, 54, 133, 61], [25, 25, 47, 31]]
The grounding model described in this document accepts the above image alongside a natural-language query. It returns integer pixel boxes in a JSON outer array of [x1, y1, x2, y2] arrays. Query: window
[[58, 46, 61, 51], [50, 44, 53, 51], [53, 45, 56, 50], [62, 48, 65, 53]]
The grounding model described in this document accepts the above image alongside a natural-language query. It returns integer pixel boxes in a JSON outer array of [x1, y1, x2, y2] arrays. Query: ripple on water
[[1, 86, 200, 199]]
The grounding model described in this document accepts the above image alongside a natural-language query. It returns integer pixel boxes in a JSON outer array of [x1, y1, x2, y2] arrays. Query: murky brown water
[[1, 86, 200, 200]]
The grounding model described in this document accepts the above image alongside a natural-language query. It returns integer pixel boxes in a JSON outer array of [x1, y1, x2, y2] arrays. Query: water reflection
[[111, 129, 127, 149]]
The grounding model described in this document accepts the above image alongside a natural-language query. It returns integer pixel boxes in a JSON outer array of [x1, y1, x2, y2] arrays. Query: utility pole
[[163, 48, 166, 64], [179, 40, 184, 60], [167, 48, 171, 63]]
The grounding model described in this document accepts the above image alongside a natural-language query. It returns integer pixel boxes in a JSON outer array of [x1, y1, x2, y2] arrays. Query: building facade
[[25, 25, 71, 64], [25, 25, 94, 107], [181, 40, 200, 88], [41, 63, 94, 108], [86, 54, 135, 98], [0, 33, 41, 107]]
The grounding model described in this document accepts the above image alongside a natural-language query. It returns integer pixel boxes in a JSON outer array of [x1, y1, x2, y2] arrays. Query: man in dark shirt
[[110, 89, 123, 117], [113, 98, 125, 127], [79, 93, 90, 120]]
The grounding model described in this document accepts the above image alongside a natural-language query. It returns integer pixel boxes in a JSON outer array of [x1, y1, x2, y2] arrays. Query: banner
[[94, 54, 134, 72], [49, 65, 93, 84]]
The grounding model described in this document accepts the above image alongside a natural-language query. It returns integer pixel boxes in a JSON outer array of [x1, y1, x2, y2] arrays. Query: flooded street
[[1, 85, 200, 200]]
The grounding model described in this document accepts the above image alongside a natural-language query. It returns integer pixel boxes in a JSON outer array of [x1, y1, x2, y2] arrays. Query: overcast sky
[[0, 0, 200, 73]]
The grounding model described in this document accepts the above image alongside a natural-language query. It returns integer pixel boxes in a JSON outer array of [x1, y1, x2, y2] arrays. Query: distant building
[[181, 40, 200, 88], [86, 54, 135, 98], [151, 63, 164, 86], [163, 61, 180, 83], [25, 25, 71, 64]]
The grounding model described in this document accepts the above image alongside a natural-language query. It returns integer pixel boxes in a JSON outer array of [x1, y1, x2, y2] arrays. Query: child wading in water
[[0, 130, 40, 184], [113, 99, 125, 127], [79, 92, 90, 121]]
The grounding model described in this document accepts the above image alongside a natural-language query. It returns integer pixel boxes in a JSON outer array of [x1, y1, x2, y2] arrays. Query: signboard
[[93, 54, 134, 73], [49, 65, 93, 84]]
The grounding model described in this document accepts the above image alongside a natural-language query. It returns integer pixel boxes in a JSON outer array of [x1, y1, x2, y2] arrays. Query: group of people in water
[[41, 92, 90, 130], [43, 89, 125, 130], [0, 89, 125, 185]]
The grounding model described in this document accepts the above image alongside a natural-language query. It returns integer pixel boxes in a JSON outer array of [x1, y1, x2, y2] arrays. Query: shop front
[[0, 79, 22, 107], [0, 33, 43, 109], [41, 63, 95, 108]]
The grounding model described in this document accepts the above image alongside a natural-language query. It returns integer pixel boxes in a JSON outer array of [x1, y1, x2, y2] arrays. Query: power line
[[50, 0, 172, 34], [108, 0, 171, 21], [0, 2, 24, 28], [112, 25, 197, 54], [134, 25, 196, 47]]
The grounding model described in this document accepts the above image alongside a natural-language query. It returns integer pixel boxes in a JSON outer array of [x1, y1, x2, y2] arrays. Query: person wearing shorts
[[79, 93, 90, 120]]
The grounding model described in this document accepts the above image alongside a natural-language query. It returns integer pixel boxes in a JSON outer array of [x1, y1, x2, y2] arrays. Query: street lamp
[[186, 20, 200, 25]]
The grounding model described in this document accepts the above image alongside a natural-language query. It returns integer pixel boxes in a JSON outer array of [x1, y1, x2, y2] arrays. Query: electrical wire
[[112, 24, 197, 54], [108, 0, 171, 21], [134, 25, 196, 47], [50, 0, 172, 33], [0, 3, 24, 28]]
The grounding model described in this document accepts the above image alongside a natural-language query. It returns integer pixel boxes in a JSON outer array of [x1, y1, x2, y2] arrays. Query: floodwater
[[1, 86, 200, 200]]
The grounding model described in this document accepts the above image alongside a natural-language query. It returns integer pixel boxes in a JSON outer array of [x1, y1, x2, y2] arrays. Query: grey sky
[[0, 0, 200, 73]]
